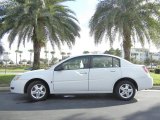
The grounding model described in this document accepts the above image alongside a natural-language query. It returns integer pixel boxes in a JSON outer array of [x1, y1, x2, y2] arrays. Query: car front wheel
[[27, 81, 49, 101], [115, 80, 136, 101]]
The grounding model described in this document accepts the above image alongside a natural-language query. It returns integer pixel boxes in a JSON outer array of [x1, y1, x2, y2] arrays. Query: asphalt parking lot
[[0, 90, 160, 120]]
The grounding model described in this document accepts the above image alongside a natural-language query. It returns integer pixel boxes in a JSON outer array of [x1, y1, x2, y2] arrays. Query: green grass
[[0, 66, 31, 73], [0, 73, 160, 87], [0, 74, 15, 86], [0, 68, 27, 72], [150, 73, 160, 86]]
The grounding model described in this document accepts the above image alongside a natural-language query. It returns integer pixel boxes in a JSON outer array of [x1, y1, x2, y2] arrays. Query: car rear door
[[89, 55, 122, 92]]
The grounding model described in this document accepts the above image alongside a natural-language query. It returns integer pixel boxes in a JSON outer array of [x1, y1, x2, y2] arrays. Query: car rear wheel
[[115, 80, 136, 101], [27, 81, 49, 101]]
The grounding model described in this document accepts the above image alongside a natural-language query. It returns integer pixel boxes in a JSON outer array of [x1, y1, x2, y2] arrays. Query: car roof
[[69, 54, 122, 59]]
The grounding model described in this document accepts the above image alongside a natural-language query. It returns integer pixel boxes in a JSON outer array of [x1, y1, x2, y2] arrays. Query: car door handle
[[110, 70, 116, 72]]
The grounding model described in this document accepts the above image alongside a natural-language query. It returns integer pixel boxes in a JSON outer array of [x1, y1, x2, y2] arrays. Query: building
[[150, 52, 160, 61], [130, 48, 160, 62], [131, 48, 149, 62]]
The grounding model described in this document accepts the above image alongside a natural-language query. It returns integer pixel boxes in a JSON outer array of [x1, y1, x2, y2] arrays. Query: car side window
[[113, 58, 120, 67], [61, 56, 89, 70], [92, 56, 112, 68]]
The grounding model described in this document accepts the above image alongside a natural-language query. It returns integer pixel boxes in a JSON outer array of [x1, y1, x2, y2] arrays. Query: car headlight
[[13, 75, 21, 81]]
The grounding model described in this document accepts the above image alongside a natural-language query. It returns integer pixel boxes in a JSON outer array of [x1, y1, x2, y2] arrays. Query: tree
[[44, 50, 49, 60], [15, 50, 19, 65], [67, 52, 71, 57], [44, 50, 49, 66], [61, 52, 66, 60], [108, 48, 115, 55], [104, 48, 121, 57], [144, 58, 151, 66], [0, 1, 5, 56], [0, 43, 4, 56], [0, 0, 80, 69], [89, 0, 160, 61], [83, 51, 90, 54], [104, 50, 109, 54], [50, 51, 55, 59], [115, 48, 121, 57], [18, 50, 23, 63], [50, 57, 58, 65]]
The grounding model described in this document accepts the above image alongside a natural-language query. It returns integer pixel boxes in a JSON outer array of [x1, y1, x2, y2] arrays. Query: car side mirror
[[54, 65, 64, 71]]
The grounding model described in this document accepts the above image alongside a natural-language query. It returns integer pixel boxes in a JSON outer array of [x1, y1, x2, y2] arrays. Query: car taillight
[[143, 66, 149, 73]]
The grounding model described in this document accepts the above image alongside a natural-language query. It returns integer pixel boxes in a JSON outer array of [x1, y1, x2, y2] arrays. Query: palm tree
[[0, 3, 5, 56], [0, 42, 4, 56], [15, 50, 19, 65], [18, 50, 23, 64], [89, 0, 160, 61], [28, 49, 34, 65], [61, 52, 66, 59], [0, 0, 80, 69], [67, 52, 71, 57], [44, 50, 49, 65], [50, 51, 55, 60], [44, 50, 49, 60]]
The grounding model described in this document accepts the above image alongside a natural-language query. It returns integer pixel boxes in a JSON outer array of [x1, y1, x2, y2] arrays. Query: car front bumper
[[10, 80, 27, 94]]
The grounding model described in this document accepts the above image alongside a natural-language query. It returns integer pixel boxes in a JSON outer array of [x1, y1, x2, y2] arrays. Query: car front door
[[89, 55, 122, 92], [54, 56, 89, 92]]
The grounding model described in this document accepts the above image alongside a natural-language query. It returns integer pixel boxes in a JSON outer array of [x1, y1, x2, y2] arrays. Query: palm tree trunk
[[30, 52, 32, 65], [33, 40, 41, 70], [20, 54, 22, 63], [16, 53, 17, 66], [32, 29, 41, 70], [123, 27, 132, 61]]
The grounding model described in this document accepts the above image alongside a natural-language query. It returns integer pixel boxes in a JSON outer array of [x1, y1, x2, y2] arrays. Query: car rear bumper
[[137, 76, 153, 90]]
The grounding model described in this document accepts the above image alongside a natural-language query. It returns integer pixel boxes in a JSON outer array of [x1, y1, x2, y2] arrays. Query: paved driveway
[[0, 90, 160, 120]]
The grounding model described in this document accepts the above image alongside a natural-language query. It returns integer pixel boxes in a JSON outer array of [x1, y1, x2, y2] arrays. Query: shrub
[[155, 68, 160, 74], [149, 69, 155, 73]]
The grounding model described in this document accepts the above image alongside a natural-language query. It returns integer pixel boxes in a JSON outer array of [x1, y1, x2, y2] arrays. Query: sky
[[0, 0, 159, 62]]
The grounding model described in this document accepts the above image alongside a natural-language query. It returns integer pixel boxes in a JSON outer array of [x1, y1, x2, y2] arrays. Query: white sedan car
[[10, 54, 153, 101]]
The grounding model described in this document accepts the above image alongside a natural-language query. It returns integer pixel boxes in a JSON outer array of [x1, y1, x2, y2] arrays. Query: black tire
[[114, 80, 136, 101], [27, 81, 49, 101]]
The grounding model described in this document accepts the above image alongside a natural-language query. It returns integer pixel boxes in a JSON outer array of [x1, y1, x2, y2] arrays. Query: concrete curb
[[0, 87, 10, 92], [150, 86, 160, 90], [0, 86, 160, 92]]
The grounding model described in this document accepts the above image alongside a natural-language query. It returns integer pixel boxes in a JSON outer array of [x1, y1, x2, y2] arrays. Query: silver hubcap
[[119, 84, 133, 99], [31, 84, 46, 99]]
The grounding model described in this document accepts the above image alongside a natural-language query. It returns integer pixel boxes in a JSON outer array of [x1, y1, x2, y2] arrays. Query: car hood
[[18, 69, 44, 77], [19, 69, 44, 75]]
